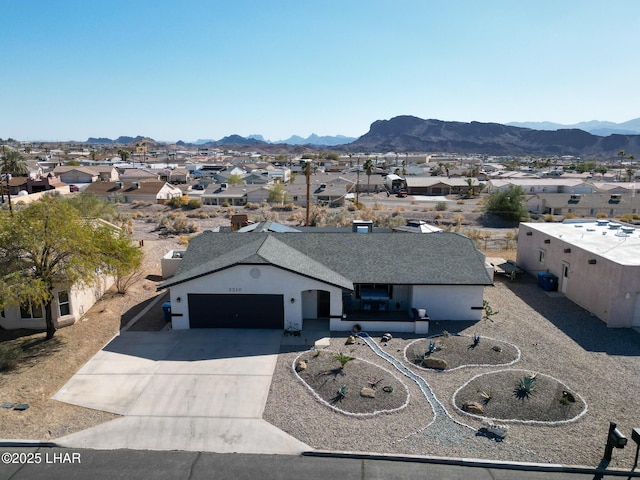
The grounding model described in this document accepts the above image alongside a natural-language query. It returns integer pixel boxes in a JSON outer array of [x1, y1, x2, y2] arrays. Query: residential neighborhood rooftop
[[521, 220, 640, 265]]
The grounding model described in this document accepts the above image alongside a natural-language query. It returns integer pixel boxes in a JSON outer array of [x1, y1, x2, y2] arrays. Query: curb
[[303, 450, 640, 477], [0, 440, 58, 448]]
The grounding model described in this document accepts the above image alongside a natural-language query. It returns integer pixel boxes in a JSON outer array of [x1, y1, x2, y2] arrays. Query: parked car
[[396, 189, 408, 198], [69, 185, 79, 192]]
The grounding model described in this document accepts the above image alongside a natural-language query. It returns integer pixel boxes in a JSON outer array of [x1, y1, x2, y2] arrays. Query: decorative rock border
[[404, 334, 522, 372], [451, 369, 589, 425], [292, 349, 411, 417]]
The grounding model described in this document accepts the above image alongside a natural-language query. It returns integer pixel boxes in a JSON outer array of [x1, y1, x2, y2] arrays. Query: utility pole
[[305, 160, 311, 226], [2, 148, 13, 216]]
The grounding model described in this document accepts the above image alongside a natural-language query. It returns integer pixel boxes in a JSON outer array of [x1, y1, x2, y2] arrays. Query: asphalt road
[[1, 447, 638, 480]]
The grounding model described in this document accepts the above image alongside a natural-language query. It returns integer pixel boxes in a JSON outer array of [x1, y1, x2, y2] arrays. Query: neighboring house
[[0, 278, 113, 331], [83, 181, 182, 203], [52, 166, 100, 184], [517, 220, 640, 328], [267, 167, 291, 183], [485, 179, 594, 195], [158, 231, 492, 333], [200, 184, 251, 206], [592, 182, 640, 195], [405, 177, 480, 196], [527, 193, 640, 217], [118, 168, 160, 183], [165, 168, 191, 184]]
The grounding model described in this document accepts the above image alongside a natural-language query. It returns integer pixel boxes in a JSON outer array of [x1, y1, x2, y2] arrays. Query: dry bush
[[245, 202, 260, 210], [158, 213, 199, 234]]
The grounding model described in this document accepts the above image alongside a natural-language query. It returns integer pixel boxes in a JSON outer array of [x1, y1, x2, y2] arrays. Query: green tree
[[117, 149, 130, 163], [484, 185, 528, 221], [226, 174, 244, 186], [1, 148, 29, 176], [268, 184, 289, 205], [363, 158, 374, 194], [0, 196, 142, 339]]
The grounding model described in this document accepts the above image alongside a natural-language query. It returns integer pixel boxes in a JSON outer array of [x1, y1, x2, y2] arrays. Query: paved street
[[1, 447, 639, 480]]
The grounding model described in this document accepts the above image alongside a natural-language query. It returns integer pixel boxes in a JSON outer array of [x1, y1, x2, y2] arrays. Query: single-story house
[[0, 277, 113, 330], [52, 166, 100, 184], [118, 168, 160, 183], [158, 231, 493, 333], [83, 181, 183, 203], [405, 177, 480, 196], [517, 220, 640, 328]]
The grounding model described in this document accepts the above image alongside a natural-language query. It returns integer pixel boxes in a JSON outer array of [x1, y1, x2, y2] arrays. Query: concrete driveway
[[53, 329, 310, 454]]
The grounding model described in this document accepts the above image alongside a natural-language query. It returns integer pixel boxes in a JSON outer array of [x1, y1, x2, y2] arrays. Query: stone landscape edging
[[292, 349, 411, 417], [403, 334, 522, 372], [451, 368, 589, 425]]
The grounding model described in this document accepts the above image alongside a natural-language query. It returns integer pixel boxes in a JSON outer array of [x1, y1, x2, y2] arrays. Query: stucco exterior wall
[[168, 264, 343, 330], [517, 223, 640, 327], [411, 285, 484, 321], [0, 276, 113, 330]]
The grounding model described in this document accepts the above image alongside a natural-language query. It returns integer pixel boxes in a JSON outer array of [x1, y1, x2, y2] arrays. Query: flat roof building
[[517, 220, 640, 328]]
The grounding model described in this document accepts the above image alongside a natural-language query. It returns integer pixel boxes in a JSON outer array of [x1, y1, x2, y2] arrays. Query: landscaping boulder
[[295, 360, 307, 372], [482, 420, 508, 438], [422, 357, 447, 370], [360, 387, 376, 398], [462, 401, 484, 415]]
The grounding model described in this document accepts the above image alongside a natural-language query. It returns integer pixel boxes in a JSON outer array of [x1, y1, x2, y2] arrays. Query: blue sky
[[2, 0, 639, 142]]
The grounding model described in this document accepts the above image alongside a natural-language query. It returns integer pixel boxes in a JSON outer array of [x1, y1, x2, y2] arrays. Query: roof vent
[[132, 182, 140, 189], [570, 194, 581, 201], [597, 219, 609, 226], [115, 181, 122, 189], [622, 226, 635, 234], [610, 194, 622, 202]]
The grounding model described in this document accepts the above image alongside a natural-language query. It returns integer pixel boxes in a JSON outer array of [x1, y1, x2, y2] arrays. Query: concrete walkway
[[53, 329, 310, 454]]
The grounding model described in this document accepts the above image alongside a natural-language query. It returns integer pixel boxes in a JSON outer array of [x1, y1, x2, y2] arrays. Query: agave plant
[[515, 375, 537, 398]]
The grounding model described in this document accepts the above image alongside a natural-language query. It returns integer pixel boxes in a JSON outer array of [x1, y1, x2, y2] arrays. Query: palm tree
[[363, 158, 374, 195], [117, 149, 130, 163], [1, 148, 29, 176], [618, 150, 626, 181]]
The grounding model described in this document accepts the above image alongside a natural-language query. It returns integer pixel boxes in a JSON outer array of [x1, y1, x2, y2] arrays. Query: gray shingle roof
[[160, 231, 492, 290]]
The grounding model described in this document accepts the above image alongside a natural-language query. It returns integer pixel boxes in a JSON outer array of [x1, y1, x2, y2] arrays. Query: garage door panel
[[188, 294, 284, 329]]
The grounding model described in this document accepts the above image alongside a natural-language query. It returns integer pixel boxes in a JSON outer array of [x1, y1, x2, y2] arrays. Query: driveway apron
[[53, 329, 309, 454]]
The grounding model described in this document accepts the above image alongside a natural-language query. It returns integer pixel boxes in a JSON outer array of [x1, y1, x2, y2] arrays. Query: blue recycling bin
[[162, 301, 172, 322], [537, 272, 558, 292]]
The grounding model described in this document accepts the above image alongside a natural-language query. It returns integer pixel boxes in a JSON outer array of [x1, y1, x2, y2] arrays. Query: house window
[[20, 301, 44, 320], [293, 196, 298, 201], [58, 290, 71, 317], [590, 209, 595, 216], [610, 208, 615, 216], [539, 250, 545, 264]]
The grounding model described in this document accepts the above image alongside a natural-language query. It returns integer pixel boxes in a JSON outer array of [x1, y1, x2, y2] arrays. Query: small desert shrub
[[0, 345, 23, 371], [221, 201, 231, 208], [457, 200, 465, 205], [373, 202, 382, 211], [178, 235, 192, 246], [282, 203, 296, 211], [167, 196, 187, 208], [596, 212, 608, 219], [435, 201, 448, 211], [245, 202, 260, 210], [544, 214, 554, 222], [333, 352, 354, 369], [186, 199, 202, 209], [159, 214, 199, 234], [476, 200, 484, 205], [563, 212, 577, 219]]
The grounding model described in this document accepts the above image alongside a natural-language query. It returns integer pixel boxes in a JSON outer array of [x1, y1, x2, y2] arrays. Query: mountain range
[[84, 115, 640, 156], [345, 116, 640, 157], [507, 118, 640, 136], [187, 133, 356, 147]]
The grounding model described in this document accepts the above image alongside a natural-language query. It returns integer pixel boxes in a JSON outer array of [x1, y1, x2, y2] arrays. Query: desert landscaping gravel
[[264, 276, 640, 470]]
